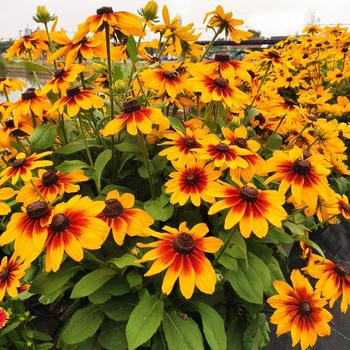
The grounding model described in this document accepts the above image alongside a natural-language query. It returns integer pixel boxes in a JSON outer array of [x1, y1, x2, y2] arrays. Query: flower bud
[[139, 1, 158, 21], [33, 5, 56, 24]]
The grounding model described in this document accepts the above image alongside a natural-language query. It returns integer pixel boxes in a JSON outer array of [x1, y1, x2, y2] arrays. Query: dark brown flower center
[[286, 77, 293, 82], [299, 300, 312, 316], [163, 70, 178, 80], [51, 213, 70, 232], [293, 159, 311, 175], [42, 170, 59, 187], [214, 77, 228, 88], [307, 115, 317, 122], [96, 6, 114, 15], [340, 201, 350, 214], [267, 50, 280, 60], [66, 87, 81, 97], [302, 150, 312, 159], [334, 263, 348, 278], [240, 185, 259, 202], [0, 267, 9, 281], [336, 73, 343, 78], [215, 52, 230, 62], [215, 143, 229, 152], [342, 46, 348, 53], [26, 201, 49, 220], [234, 138, 247, 148], [123, 99, 141, 113], [284, 97, 298, 107], [54, 69, 65, 78], [4, 119, 15, 128], [102, 199, 123, 218], [184, 172, 199, 186], [172, 233, 195, 255], [12, 158, 26, 168], [22, 88, 37, 100], [255, 113, 265, 125], [183, 137, 197, 149]]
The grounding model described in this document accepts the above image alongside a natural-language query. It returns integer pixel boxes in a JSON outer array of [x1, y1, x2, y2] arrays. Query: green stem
[[78, 116, 100, 194], [28, 50, 41, 88], [105, 24, 117, 179], [30, 179, 47, 203], [199, 28, 223, 62], [44, 22, 57, 70], [214, 229, 235, 264], [137, 131, 155, 199], [243, 62, 271, 124]]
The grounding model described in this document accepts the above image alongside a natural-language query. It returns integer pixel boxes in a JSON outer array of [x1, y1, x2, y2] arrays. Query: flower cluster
[[0, 3, 349, 349]]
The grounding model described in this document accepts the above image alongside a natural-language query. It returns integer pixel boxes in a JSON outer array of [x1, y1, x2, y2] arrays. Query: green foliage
[[29, 125, 57, 151]]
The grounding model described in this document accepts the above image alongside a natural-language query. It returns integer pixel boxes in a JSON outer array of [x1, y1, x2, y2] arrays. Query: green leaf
[[195, 302, 227, 350], [30, 262, 80, 295], [94, 150, 112, 189], [126, 295, 164, 350], [103, 300, 134, 322], [113, 65, 123, 80], [89, 287, 111, 305], [264, 133, 282, 151], [61, 305, 105, 345], [29, 125, 57, 151], [23, 60, 51, 73], [0, 321, 20, 336], [292, 234, 325, 258], [126, 36, 138, 63], [56, 160, 89, 173], [98, 320, 127, 350], [243, 314, 269, 350], [169, 117, 185, 132], [265, 227, 293, 244], [144, 199, 174, 222], [71, 268, 116, 299], [116, 143, 141, 153], [109, 254, 141, 269], [104, 276, 131, 296], [163, 310, 204, 350], [266, 257, 284, 295], [224, 252, 270, 304], [56, 139, 101, 154], [284, 221, 309, 236], [127, 271, 143, 288]]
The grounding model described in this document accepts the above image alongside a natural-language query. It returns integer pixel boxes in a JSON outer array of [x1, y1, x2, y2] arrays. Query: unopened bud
[[139, 1, 158, 21], [33, 5, 56, 24]]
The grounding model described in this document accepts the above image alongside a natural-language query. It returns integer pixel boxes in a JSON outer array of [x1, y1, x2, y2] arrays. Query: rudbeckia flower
[[98, 190, 154, 245], [0, 151, 52, 185], [0, 187, 16, 216], [0, 116, 33, 140], [263, 147, 333, 209], [101, 100, 169, 136], [73, 6, 143, 42], [150, 5, 200, 57], [45, 196, 109, 272], [140, 62, 188, 98], [304, 257, 350, 313], [165, 157, 221, 207], [41, 64, 89, 95], [159, 126, 207, 163], [195, 134, 252, 169], [187, 72, 247, 108], [50, 86, 104, 117], [0, 307, 9, 329], [0, 77, 26, 93], [137, 222, 223, 299], [0, 254, 30, 301], [9, 88, 51, 123], [267, 269, 332, 350], [5, 31, 48, 60], [221, 126, 265, 182], [337, 194, 350, 219], [16, 169, 89, 205], [50, 30, 106, 66], [0, 201, 52, 262], [208, 181, 287, 238], [204, 5, 252, 43]]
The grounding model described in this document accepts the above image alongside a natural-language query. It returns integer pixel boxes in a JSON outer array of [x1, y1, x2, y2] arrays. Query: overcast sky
[[1, 0, 350, 40]]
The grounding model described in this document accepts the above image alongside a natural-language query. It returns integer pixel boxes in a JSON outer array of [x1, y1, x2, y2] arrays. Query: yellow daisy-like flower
[[165, 157, 221, 207], [137, 222, 223, 299], [0, 187, 16, 216]]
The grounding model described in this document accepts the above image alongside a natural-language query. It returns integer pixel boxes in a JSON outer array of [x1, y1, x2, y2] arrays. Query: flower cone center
[[51, 213, 70, 232], [42, 171, 59, 187], [27, 201, 49, 219], [240, 186, 259, 202], [123, 100, 141, 113], [293, 159, 311, 175], [299, 300, 312, 316], [102, 199, 123, 218], [173, 233, 195, 255]]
